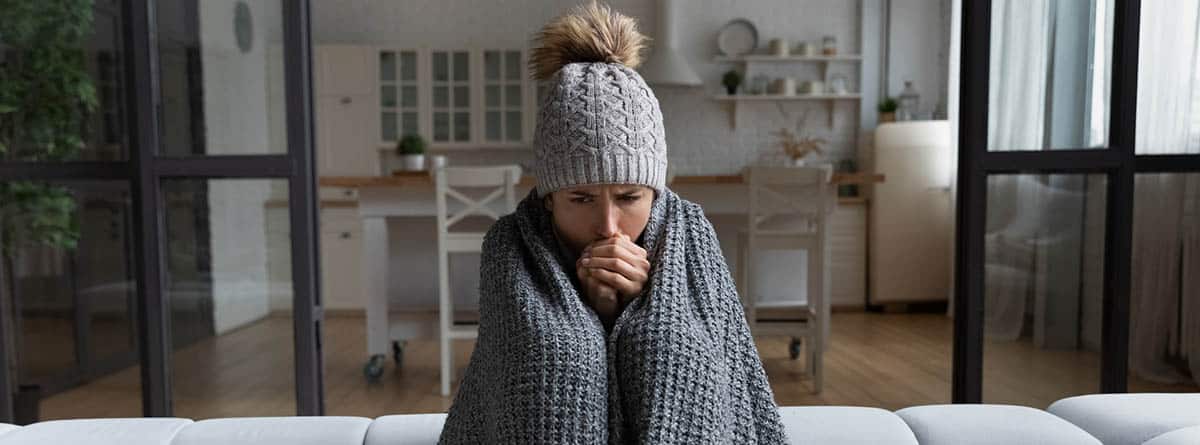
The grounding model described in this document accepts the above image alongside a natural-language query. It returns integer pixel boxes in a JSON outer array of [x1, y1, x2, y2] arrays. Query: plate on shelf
[[717, 19, 758, 57]]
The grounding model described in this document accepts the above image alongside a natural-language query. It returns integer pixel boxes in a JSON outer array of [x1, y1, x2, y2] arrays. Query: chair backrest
[[743, 165, 832, 234], [433, 165, 522, 236]]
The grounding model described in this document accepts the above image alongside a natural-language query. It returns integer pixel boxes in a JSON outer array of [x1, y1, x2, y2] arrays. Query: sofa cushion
[[0, 424, 18, 438], [362, 408, 918, 445], [778, 406, 918, 444], [0, 418, 190, 445], [1048, 393, 1200, 445], [365, 414, 447, 445], [896, 404, 1100, 445], [170, 417, 371, 445], [1142, 425, 1200, 445]]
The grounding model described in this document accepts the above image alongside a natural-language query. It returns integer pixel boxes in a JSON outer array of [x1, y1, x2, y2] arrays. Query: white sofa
[[0, 394, 1194, 444]]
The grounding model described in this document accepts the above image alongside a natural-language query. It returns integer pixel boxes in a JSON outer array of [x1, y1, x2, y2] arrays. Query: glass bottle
[[822, 35, 837, 56], [898, 80, 920, 121]]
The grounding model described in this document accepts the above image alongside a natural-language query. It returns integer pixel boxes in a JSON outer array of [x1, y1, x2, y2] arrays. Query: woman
[[439, 3, 787, 444]]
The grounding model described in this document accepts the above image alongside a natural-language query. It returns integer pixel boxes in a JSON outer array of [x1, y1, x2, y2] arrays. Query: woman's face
[[544, 184, 654, 255]]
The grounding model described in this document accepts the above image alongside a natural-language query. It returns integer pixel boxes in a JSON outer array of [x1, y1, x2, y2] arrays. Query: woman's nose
[[597, 202, 621, 238]]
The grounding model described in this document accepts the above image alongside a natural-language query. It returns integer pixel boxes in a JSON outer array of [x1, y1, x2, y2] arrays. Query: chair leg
[[742, 235, 757, 332], [806, 244, 826, 394], [736, 236, 745, 303], [812, 339, 823, 394], [438, 250, 452, 397], [810, 323, 823, 395]]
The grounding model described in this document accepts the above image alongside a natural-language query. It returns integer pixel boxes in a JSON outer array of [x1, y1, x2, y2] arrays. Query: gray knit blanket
[[438, 188, 788, 444]]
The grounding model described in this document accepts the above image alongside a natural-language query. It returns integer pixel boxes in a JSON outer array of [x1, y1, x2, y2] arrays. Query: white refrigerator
[[869, 121, 953, 305]]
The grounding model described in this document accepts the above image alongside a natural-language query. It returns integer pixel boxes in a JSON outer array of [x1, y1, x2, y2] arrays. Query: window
[[431, 50, 470, 143], [379, 50, 418, 142], [483, 50, 524, 143]]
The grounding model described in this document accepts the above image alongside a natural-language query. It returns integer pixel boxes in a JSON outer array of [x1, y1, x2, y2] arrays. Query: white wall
[[886, 0, 951, 118], [200, 0, 286, 334], [310, 0, 908, 174]]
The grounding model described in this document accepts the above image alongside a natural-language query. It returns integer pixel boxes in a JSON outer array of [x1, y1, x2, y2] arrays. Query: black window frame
[[0, 0, 323, 419], [954, 0, 1200, 402]]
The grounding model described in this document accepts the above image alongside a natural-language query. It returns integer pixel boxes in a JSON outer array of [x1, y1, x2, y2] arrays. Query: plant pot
[[879, 112, 896, 123], [15, 384, 40, 425], [790, 157, 808, 167], [401, 154, 425, 171], [724, 84, 738, 95]]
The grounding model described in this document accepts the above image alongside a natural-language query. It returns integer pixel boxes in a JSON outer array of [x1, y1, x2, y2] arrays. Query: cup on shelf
[[795, 41, 814, 56], [770, 38, 789, 57], [829, 74, 848, 95], [774, 78, 797, 96], [799, 80, 824, 96]]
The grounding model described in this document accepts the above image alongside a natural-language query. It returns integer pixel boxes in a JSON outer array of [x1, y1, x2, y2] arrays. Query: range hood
[[638, 0, 702, 86]]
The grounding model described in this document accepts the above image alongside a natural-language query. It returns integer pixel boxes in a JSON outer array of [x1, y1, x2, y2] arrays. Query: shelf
[[713, 54, 863, 63], [711, 94, 861, 129]]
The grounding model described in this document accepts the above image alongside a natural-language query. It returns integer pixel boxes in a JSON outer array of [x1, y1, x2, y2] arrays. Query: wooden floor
[[39, 312, 1197, 420]]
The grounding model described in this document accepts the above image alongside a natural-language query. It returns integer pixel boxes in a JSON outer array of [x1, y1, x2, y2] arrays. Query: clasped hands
[[575, 233, 651, 329]]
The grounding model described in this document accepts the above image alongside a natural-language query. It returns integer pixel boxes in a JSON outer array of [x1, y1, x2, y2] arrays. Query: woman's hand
[[577, 264, 620, 328], [578, 233, 651, 307]]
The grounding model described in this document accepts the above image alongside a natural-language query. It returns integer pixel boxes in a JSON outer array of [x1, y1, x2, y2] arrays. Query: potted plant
[[878, 97, 899, 123], [773, 111, 826, 166], [722, 69, 742, 96], [395, 134, 427, 172], [0, 1, 94, 423]]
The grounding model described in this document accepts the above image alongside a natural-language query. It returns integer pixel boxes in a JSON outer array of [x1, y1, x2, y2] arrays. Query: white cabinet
[[319, 207, 364, 310], [316, 45, 374, 96], [830, 201, 868, 308], [315, 45, 378, 177], [264, 203, 365, 312]]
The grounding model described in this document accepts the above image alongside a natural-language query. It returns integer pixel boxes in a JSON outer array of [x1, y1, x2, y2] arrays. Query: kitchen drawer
[[829, 202, 867, 309], [320, 207, 361, 233], [320, 226, 365, 310], [319, 186, 359, 202]]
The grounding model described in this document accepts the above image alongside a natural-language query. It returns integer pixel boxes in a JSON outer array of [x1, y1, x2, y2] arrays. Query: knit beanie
[[529, 2, 668, 198]]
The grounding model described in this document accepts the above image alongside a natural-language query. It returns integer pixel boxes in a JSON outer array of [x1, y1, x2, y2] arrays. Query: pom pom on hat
[[529, 2, 647, 81]]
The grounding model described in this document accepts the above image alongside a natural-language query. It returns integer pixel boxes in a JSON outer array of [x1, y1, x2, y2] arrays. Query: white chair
[[736, 166, 834, 394], [434, 165, 521, 396]]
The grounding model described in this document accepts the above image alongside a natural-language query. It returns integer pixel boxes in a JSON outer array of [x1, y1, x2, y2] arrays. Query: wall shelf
[[713, 54, 863, 129], [711, 94, 861, 128]]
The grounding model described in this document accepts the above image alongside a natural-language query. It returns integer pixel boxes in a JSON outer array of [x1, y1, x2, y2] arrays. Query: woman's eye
[[619, 195, 641, 202], [571, 197, 592, 204]]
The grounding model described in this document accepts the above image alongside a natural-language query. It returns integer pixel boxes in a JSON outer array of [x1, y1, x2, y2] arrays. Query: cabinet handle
[[340, 232, 352, 239], [342, 189, 354, 197], [340, 97, 352, 104]]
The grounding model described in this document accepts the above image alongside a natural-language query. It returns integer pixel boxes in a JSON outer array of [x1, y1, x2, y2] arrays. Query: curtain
[[983, 0, 1052, 340], [1129, 0, 1200, 387]]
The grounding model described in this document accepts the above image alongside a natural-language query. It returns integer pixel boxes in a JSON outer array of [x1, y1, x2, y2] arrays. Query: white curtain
[[1129, 0, 1200, 387], [983, 0, 1052, 340]]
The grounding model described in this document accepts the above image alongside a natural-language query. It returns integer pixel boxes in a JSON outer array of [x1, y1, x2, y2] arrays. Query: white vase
[[791, 157, 808, 167], [402, 154, 425, 171]]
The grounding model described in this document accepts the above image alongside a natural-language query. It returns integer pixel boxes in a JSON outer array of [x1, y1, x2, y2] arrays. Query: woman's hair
[[528, 2, 647, 81]]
